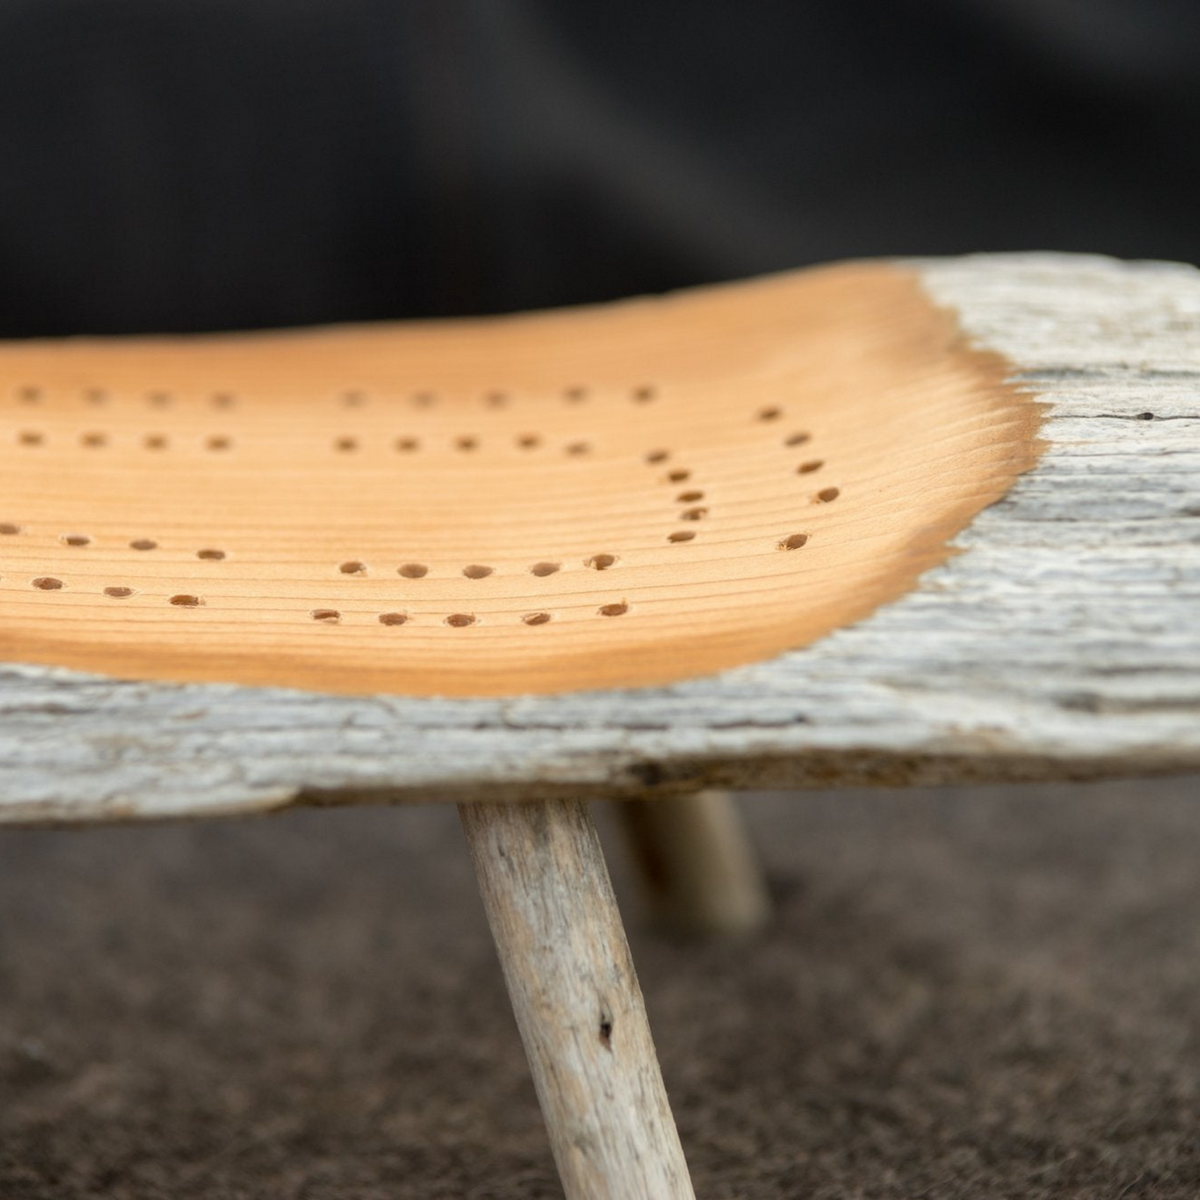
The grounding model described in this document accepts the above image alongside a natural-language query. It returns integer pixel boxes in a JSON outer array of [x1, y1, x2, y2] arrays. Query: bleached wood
[[460, 798, 694, 1200], [2, 252, 1200, 825], [616, 791, 770, 935]]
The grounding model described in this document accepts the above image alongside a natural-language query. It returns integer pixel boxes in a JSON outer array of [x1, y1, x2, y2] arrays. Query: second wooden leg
[[617, 790, 770, 936]]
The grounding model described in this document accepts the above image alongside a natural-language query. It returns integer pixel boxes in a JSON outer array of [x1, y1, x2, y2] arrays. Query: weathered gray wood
[[616, 791, 770, 935], [460, 798, 694, 1200], [2, 252, 1200, 824]]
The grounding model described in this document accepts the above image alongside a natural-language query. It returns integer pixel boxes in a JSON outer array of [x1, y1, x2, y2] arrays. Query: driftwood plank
[[2, 252, 1199, 824]]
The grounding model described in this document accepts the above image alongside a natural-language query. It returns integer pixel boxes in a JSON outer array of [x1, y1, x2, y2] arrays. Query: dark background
[[4, 5, 1200, 1196], [0, 0, 1198, 336]]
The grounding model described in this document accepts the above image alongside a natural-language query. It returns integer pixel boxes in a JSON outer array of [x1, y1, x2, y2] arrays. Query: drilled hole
[[797, 459, 824, 474], [379, 611, 408, 626], [757, 406, 782, 422], [779, 533, 809, 550], [530, 562, 560, 577], [144, 434, 168, 450], [586, 554, 617, 571], [598, 602, 628, 617], [666, 468, 690, 483], [463, 564, 493, 579], [564, 385, 588, 402], [207, 434, 232, 451], [85, 388, 107, 405], [60, 533, 91, 547], [395, 436, 420, 452], [104, 586, 134, 598], [645, 449, 669, 464], [517, 434, 541, 450], [32, 576, 63, 590], [680, 506, 708, 520], [18, 431, 43, 446], [445, 613, 475, 627], [456, 435, 479, 452], [676, 490, 704, 502], [668, 530, 696, 543], [398, 563, 428, 579], [565, 441, 591, 456], [212, 392, 236, 409], [632, 385, 656, 403], [0, 523, 22, 535], [170, 594, 202, 607], [484, 390, 508, 408], [342, 390, 365, 408], [523, 611, 551, 625], [412, 391, 436, 408], [817, 486, 840, 502], [339, 560, 366, 575], [148, 391, 171, 408], [311, 608, 340, 622], [130, 539, 157, 551], [197, 548, 226, 561], [785, 431, 811, 447], [334, 436, 357, 452], [81, 432, 107, 448], [18, 386, 41, 403]]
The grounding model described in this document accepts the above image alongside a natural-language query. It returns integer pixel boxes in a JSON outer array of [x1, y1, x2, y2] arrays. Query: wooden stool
[[1, 252, 1197, 1198]]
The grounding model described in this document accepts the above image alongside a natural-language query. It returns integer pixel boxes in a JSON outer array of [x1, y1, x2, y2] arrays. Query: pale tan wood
[[0, 262, 1038, 697], [460, 798, 694, 1200], [617, 790, 770, 936]]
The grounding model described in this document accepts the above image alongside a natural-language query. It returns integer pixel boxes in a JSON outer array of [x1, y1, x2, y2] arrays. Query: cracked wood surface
[[2, 252, 1199, 824]]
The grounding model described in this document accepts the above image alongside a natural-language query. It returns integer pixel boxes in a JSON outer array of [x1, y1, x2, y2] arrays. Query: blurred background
[[1, 0, 1199, 336], [3, 3, 1200, 1197]]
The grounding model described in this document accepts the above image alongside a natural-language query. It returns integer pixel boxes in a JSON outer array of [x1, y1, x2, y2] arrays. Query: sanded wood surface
[[0, 263, 1034, 696], [461, 798, 694, 1199], [0, 252, 1198, 823]]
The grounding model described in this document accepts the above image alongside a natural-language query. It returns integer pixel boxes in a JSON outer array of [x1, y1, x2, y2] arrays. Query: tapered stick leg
[[617, 790, 770, 936], [460, 798, 694, 1200]]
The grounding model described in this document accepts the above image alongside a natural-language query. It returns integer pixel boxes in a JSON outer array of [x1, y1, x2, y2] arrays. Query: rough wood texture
[[460, 798, 694, 1200], [1, 252, 1199, 824], [616, 791, 770, 935]]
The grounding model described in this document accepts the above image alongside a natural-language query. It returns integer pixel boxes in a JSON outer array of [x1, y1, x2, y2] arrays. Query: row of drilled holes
[[318, 604, 629, 625], [9, 431, 605, 455], [0, 531, 629, 572], [10, 385, 659, 408], [11, 430, 821, 463], [18, 577, 627, 623], [8, 525, 814, 579]]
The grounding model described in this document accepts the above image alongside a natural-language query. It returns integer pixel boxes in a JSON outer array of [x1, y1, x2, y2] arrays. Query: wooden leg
[[617, 790, 770, 937], [460, 798, 694, 1200]]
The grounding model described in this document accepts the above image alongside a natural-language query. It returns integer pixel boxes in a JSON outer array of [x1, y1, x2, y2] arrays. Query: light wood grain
[[1, 253, 1199, 824], [0, 263, 1035, 697], [460, 798, 694, 1200]]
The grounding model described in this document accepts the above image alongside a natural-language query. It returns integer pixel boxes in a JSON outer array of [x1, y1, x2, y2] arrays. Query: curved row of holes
[[10, 385, 659, 408], [6, 525, 815, 580], [2, 525, 723, 564]]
